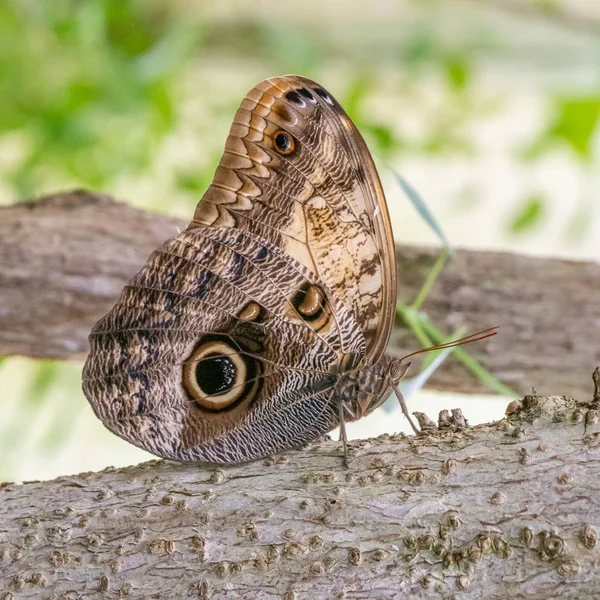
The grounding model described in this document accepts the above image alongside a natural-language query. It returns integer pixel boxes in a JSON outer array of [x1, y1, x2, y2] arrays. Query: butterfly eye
[[273, 130, 295, 155], [183, 339, 255, 412]]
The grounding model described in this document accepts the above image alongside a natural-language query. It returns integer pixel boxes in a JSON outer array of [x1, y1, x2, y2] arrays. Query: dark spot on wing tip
[[285, 90, 302, 104], [298, 87, 315, 102], [314, 87, 334, 105]]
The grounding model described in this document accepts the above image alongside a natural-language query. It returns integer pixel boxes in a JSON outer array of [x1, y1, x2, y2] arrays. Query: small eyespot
[[298, 87, 316, 103], [238, 302, 264, 323], [273, 130, 295, 155], [285, 90, 305, 106], [296, 285, 325, 318], [314, 87, 333, 105], [290, 283, 331, 333]]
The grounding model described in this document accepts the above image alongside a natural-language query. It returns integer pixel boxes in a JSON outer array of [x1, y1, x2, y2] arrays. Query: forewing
[[191, 75, 397, 362]]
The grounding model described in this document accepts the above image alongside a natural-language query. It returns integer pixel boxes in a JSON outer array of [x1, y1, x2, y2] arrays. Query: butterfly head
[[388, 357, 412, 385]]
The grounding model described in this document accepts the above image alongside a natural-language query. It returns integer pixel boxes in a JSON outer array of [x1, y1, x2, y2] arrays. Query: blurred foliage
[[523, 95, 600, 161], [508, 193, 546, 234], [0, 1, 201, 197], [516, 93, 600, 236], [0, 359, 87, 480], [0, 0, 500, 204]]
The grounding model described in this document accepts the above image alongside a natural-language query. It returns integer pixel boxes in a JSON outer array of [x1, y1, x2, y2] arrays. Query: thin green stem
[[410, 249, 449, 311]]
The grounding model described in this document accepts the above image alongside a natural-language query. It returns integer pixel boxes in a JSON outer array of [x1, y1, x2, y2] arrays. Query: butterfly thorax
[[336, 356, 393, 422]]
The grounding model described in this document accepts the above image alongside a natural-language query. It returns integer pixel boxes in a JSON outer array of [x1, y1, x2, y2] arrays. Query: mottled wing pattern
[[83, 75, 397, 463], [191, 75, 397, 362], [83, 225, 365, 463]]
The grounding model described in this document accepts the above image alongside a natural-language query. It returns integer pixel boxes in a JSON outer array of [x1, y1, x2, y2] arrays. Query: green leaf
[[445, 57, 471, 90], [549, 96, 600, 157], [363, 124, 396, 154], [508, 194, 546, 234], [523, 95, 600, 160], [410, 249, 450, 311], [394, 172, 452, 254], [341, 76, 373, 122], [25, 361, 59, 404]]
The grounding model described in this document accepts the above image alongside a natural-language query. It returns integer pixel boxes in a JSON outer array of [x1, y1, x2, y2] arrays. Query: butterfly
[[82, 75, 495, 465]]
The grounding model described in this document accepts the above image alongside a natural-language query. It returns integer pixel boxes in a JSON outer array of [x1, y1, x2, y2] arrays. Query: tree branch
[[1, 394, 599, 599], [1, 191, 599, 399]]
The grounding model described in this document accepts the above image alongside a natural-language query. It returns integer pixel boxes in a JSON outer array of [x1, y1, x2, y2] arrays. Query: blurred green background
[[1, 0, 599, 482]]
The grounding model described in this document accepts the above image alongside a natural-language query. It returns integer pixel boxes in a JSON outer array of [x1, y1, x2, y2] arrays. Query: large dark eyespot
[[196, 354, 236, 396], [182, 337, 260, 412], [273, 130, 295, 155]]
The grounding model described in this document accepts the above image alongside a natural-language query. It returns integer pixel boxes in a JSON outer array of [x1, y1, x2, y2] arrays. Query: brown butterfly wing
[[191, 75, 397, 362], [83, 225, 365, 462], [82, 76, 396, 463]]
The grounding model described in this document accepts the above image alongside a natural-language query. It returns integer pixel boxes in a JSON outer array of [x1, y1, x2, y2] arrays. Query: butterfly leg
[[338, 401, 351, 468], [392, 382, 420, 434]]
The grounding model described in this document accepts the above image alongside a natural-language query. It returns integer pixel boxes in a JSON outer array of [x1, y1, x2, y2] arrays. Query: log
[[1, 191, 599, 399], [0, 192, 183, 360], [1, 392, 599, 599]]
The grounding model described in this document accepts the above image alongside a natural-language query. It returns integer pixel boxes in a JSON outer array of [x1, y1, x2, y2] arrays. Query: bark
[[1, 392, 599, 599], [0, 191, 184, 361], [2, 191, 599, 399]]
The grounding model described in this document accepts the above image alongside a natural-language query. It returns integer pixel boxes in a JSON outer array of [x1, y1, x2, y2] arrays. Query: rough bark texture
[[392, 245, 600, 398], [2, 191, 599, 399], [1, 393, 600, 599], [0, 192, 183, 360]]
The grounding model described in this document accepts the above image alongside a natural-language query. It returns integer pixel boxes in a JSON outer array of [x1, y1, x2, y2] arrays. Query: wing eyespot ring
[[238, 301, 265, 323], [291, 283, 332, 333], [182, 336, 261, 412], [273, 130, 295, 155]]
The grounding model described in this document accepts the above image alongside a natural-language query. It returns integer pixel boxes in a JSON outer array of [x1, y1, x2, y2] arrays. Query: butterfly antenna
[[389, 326, 499, 436], [399, 326, 499, 363]]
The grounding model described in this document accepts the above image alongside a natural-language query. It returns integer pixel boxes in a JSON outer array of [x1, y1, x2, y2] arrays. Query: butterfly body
[[83, 75, 399, 464], [336, 359, 393, 422]]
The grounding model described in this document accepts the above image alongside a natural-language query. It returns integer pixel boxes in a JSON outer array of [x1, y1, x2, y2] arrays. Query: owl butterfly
[[83, 75, 495, 465]]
